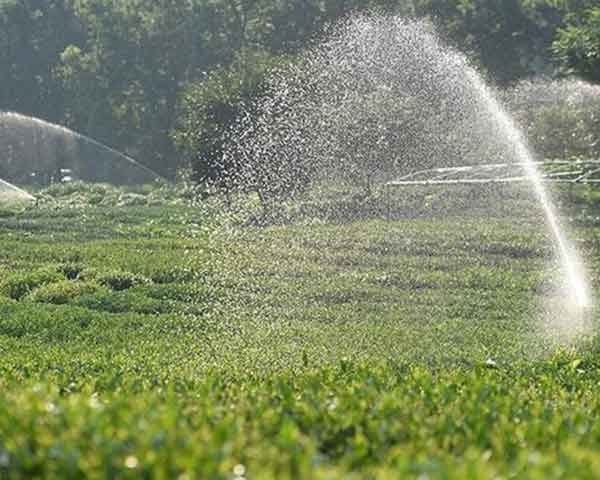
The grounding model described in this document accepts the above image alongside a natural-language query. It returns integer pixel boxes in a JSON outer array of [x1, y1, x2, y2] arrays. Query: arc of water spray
[[523, 157, 591, 309], [0, 112, 163, 183], [0, 177, 35, 201], [71, 130, 164, 182], [466, 72, 591, 309]]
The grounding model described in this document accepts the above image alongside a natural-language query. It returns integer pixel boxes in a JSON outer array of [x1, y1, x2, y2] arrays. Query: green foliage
[[74, 288, 172, 314], [35, 180, 199, 208], [516, 101, 600, 159], [553, 7, 600, 82], [3, 0, 598, 182], [4, 361, 600, 478], [409, 0, 599, 84], [26, 280, 107, 305], [413, 0, 555, 82], [504, 77, 600, 159], [43, 181, 111, 198], [172, 51, 281, 188], [53, 0, 224, 174], [0, 0, 82, 118], [0, 267, 64, 300], [78, 268, 151, 291], [0, 183, 599, 476]]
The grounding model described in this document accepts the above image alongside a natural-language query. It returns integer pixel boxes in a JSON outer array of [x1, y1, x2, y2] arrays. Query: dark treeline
[[1, 0, 599, 177]]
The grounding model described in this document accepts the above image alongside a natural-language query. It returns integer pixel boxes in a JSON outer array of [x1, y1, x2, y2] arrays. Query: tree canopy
[[1, 0, 598, 179]]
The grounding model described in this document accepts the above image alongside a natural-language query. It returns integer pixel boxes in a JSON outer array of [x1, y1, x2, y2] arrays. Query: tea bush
[[0, 184, 599, 478], [0, 267, 63, 300], [26, 280, 107, 305], [78, 268, 151, 291]]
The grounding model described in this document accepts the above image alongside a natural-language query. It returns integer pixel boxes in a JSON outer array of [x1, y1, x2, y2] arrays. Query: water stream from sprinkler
[[0, 111, 162, 184], [466, 70, 591, 309]]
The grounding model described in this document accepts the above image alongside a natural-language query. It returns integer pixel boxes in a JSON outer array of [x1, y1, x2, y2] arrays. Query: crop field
[[1, 183, 600, 478]]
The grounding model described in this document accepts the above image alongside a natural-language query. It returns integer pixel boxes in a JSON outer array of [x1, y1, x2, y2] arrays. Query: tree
[[56, 0, 217, 175], [172, 52, 279, 191], [0, 0, 81, 120], [553, 7, 600, 82], [4, 0, 598, 184], [413, 0, 570, 83]]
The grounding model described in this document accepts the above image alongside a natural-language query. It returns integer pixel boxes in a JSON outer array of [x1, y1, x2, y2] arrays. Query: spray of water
[[0, 111, 161, 185], [504, 78, 600, 163], [466, 71, 591, 309], [507, 78, 600, 111], [0, 177, 35, 202], [223, 14, 592, 318]]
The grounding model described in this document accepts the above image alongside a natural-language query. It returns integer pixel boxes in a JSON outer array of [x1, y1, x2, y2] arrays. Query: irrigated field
[[1, 183, 600, 478]]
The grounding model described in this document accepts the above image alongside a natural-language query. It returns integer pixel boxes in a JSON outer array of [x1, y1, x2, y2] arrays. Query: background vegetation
[[1, 0, 599, 180]]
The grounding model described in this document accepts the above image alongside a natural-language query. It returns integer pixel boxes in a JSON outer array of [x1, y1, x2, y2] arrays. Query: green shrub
[[43, 181, 108, 198], [0, 295, 15, 306], [76, 290, 170, 314], [553, 7, 600, 83], [149, 266, 196, 284], [26, 281, 107, 305], [506, 80, 600, 160], [0, 267, 63, 300], [0, 208, 18, 218], [78, 268, 151, 291], [116, 193, 148, 207], [172, 52, 283, 194], [58, 263, 84, 280], [527, 104, 600, 159]]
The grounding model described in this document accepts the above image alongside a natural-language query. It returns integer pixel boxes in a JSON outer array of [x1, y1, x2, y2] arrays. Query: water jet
[[0, 111, 162, 186], [0, 177, 35, 203]]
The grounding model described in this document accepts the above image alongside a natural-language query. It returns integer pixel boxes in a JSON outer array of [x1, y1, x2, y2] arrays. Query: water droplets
[[124, 455, 139, 469], [233, 463, 246, 480], [219, 13, 592, 326]]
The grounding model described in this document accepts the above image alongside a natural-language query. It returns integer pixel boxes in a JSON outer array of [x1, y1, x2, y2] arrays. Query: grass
[[1, 182, 600, 478]]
